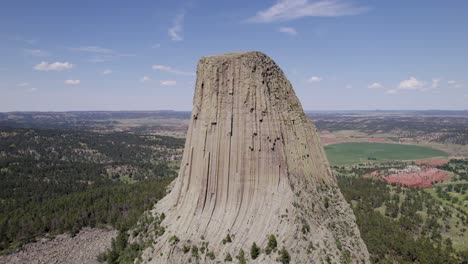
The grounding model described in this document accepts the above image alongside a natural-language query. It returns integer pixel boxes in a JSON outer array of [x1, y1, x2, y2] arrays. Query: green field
[[325, 142, 448, 165]]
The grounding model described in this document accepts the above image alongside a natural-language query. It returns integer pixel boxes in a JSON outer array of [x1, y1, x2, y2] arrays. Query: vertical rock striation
[[141, 51, 369, 263]]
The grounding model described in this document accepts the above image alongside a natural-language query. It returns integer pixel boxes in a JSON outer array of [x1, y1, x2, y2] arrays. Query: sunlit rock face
[[141, 51, 370, 263]]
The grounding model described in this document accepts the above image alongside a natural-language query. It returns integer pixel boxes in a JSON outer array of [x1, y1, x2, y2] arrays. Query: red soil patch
[[414, 158, 448, 167], [384, 168, 450, 188]]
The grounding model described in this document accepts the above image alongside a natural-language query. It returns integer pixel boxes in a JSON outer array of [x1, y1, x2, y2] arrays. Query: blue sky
[[1, 0, 467, 111]]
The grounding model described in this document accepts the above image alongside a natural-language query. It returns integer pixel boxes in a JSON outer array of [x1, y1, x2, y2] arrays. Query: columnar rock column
[[141, 51, 370, 263]]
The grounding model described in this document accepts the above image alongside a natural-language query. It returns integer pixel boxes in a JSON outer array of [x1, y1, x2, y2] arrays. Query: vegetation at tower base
[[137, 51, 370, 263]]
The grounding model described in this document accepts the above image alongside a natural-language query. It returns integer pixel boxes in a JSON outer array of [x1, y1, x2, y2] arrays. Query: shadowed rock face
[[141, 51, 370, 263]]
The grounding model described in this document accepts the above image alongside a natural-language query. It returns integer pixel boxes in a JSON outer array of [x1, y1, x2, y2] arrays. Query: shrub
[[182, 244, 190, 253], [207, 251, 215, 260], [224, 253, 233, 262], [169, 235, 179, 246], [277, 246, 290, 264], [266, 234, 277, 252], [222, 234, 232, 244], [250, 242, 260, 259], [191, 245, 199, 258], [236, 249, 246, 264]]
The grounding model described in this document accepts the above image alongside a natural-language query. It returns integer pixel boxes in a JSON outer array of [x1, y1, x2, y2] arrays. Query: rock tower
[[141, 51, 370, 263]]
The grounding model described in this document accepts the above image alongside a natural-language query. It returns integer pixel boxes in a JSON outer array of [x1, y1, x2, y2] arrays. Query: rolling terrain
[[0, 110, 467, 263]]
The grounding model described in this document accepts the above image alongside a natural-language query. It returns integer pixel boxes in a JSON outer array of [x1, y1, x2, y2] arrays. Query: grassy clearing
[[424, 188, 468, 250], [325, 142, 448, 165]]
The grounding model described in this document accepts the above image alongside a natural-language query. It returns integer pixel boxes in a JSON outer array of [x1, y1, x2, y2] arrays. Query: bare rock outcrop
[[0, 228, 117, 264], [140, 51, 370, 263]]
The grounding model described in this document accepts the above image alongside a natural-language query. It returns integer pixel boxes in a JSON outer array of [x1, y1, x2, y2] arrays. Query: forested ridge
[[2, 125, 467, 263], [0, 127, 183, 254], [337, 165, 468, 263]]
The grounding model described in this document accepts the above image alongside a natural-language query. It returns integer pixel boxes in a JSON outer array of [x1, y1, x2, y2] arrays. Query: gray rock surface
[[141, 51, 370, 263], [0, 228, 117, 264]]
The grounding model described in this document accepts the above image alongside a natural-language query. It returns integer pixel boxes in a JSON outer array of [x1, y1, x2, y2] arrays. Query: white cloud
[[64, 79, 80, 85], [368, 82, 383, 89], [168, 13, 185, 41], [345, 84, 352, 89], [34, 61, 74, 71], [385, 76, 442, 94], [17, 82, 30, 87], [152, 64, 195, 76], [160, 80, 177, 86], [24, 49, 48, 57], [307, 76, 322, 82], [398, 76, 425, 90], [248, 0, 368, 23], [102, 69, 112, 75], [141, 76, 151, 82], [278, 26, 297, 35], [30, 87, 37, 92]]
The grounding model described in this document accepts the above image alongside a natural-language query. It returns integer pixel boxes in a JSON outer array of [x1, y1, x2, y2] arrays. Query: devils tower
[[140, 51, 369, 263]]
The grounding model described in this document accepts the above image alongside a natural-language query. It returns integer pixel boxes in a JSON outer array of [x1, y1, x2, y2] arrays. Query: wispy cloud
[[278, 26, 297, 35], [64, 79, 80, 85], [4, 35, 37, 44], [448, 80, 462, 88], [160, 80, 177, 86], [24, 49, 49, 57], [70, 46, 135, 62], [307, 76, 322, 82], [345, 84, 352, 89], [368, 82, 383, 89], [248, 0, 369, 23], [151, 43, 161, 49], [71, 46, 114, 54], [431, 78, 440, 89], [34, 62, 74, 71], [89, 58, 106, 63], [102, 69, 112, 75], [152, 64, 195, 76], [141, 76, 151, 83], [169, 13, 185, 41], [17, 82, 30, 87]]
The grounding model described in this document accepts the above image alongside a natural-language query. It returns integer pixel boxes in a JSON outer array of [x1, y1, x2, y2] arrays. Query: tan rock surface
[[141, 51, 370, 263]]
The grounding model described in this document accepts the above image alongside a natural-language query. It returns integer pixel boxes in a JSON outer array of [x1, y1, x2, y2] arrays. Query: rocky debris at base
[[0, 228, 117, 264]]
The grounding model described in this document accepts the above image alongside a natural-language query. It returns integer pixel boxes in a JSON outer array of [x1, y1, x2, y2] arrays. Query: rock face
[[141, 51, 369, 263]]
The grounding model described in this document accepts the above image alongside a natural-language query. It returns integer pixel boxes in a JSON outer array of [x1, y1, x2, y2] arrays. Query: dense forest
[[336, 168, 468, 263], [0, 127, 184, 254]]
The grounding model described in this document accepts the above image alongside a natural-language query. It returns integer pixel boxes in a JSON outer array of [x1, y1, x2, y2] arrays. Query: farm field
[[325, 142, 448, 165]]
